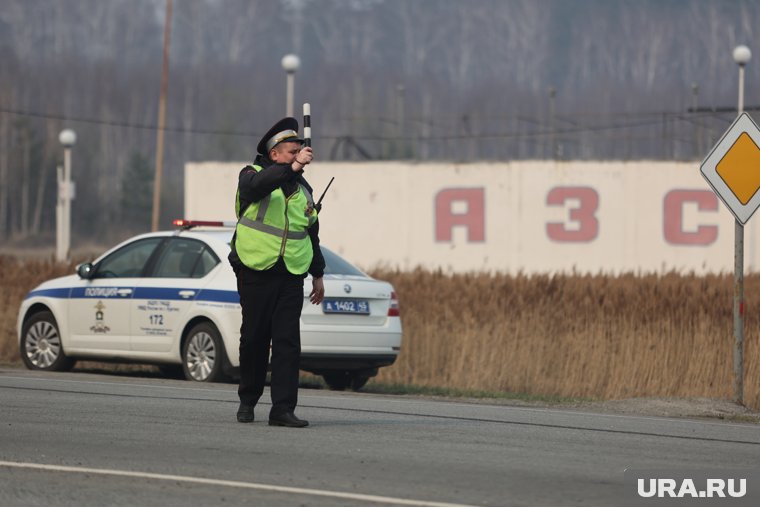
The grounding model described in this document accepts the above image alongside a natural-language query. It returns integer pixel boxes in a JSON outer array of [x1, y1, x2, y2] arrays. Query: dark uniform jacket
[[228, 154, 326, 278]]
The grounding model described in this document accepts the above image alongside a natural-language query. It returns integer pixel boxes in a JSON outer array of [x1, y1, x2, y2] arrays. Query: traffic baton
[[303, 103, 311, 147]]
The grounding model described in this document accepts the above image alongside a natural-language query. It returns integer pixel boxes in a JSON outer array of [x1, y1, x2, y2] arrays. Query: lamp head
[[281, 54, 301, 73], [733, 45, 752, 66], [59, 129, 77, 147]]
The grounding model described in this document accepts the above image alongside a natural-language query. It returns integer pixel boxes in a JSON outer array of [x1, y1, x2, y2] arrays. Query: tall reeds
[[370, 269, 759, 409]]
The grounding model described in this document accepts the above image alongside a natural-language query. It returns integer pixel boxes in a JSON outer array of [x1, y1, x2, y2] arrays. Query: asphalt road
[[1, 367, 759, 507]]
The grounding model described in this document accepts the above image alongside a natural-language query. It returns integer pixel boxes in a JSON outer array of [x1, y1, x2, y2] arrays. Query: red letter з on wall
[[435, 188, 485, 242]]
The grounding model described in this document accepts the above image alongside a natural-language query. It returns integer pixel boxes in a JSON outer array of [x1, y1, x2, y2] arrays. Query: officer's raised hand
[[291, 147, 313, 173]]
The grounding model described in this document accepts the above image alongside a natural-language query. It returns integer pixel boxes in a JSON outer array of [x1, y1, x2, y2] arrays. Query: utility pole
[[152, 0, 172, 232]]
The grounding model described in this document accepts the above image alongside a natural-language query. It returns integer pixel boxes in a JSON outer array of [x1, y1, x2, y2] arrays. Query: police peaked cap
[[257, 117, 304, 155]]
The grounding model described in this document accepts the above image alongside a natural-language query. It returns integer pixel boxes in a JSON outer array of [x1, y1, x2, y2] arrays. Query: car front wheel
[[181, 322, 226, 382], [20, 311, 75, 372]]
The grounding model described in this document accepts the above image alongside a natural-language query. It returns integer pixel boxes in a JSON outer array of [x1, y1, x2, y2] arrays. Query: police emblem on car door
[[69, 238, 163, 351]]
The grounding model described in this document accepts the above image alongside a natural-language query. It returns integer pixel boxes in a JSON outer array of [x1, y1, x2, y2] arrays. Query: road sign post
[[734, 219, 744, 404], [700, 112, 760, 405]]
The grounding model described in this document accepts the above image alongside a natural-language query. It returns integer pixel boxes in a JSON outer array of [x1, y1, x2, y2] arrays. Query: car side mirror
[[77, 262, 94, 279]]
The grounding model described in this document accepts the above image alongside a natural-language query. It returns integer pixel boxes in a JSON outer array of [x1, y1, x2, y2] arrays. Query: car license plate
[[322, 299, 370, 315]]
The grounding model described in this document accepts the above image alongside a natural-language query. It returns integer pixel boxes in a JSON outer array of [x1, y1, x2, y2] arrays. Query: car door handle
[[178, 290, 196, 299], [116, 288, 133, 297]]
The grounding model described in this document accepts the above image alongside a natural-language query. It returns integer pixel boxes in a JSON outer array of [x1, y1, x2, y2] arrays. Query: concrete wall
[[185, 160, 753, 274]]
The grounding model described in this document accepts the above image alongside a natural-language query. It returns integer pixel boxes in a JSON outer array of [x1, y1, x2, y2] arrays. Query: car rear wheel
[[20, 311, 75, 372], [350, 374, 370, 391], [181, 322, 226, 382], [323, 371, 349, 391], [322, 371, 371, 391]]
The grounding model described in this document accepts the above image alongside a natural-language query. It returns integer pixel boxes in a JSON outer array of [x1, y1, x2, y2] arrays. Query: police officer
[[230, 117, 325, 427]]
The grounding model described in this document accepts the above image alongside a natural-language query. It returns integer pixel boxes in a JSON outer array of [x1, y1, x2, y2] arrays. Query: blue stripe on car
[[196, 289, 240, 304], [24, 288, 72, 299], [133, 287, 194, 300], [26, 286, 239, 304]]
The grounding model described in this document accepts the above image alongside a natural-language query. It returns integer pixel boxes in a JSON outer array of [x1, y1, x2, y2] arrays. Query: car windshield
[[225, 243, 366, 277]]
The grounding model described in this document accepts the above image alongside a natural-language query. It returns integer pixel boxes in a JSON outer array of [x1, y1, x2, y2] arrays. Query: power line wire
[[0, 104, 739, 141], [0, 105, 261, 138]]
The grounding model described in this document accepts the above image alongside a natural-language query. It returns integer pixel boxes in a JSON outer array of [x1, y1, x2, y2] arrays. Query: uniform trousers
[[236, 266, 304, 417]]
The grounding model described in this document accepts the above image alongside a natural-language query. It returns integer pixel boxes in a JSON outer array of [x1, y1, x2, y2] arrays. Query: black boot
[[268, 412, 308, 428], [237, 403, 254, 423]]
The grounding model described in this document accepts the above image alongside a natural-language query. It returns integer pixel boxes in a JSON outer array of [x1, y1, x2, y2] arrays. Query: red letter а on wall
[[435, 188, 485, 242]]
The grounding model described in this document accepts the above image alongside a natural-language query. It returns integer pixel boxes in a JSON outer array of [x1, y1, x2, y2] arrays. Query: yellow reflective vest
[[234, 165, 318, 275]]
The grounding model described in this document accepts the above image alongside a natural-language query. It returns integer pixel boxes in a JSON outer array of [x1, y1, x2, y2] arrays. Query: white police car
[[17, 221, 402, 390]]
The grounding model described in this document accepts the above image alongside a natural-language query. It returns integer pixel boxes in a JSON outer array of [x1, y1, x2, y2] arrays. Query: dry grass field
[[2, 256, 758, 409], [370, 268, 759, 410], [0, 256, 79, 364]]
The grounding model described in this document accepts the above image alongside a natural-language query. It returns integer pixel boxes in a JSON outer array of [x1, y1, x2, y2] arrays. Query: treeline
[[0, 0, 758, 242]]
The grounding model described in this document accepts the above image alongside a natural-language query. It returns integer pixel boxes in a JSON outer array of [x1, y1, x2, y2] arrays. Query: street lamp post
[[734, 46, 751, 113], [691, 83, 700, 158], [281, 54, 300, 117], [548, 86, 557, 160], [396, 84, 405, 158], [732, 44, 751, 405], [57, 129, 76, 262]]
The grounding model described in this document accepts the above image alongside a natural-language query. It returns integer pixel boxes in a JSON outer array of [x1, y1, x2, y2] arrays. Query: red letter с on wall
[[663, 190, 718, 245], [435, 188, 485, 242]]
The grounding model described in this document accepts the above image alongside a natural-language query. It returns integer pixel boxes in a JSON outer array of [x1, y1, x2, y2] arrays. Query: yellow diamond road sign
[[701, 112, 760, 224]]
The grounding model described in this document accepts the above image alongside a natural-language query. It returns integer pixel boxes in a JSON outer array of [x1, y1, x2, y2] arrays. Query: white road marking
[[0, 460, 477, 507]]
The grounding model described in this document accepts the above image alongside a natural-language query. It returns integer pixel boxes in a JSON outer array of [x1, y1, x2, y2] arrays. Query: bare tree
[[0, 116, 8, 239]]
